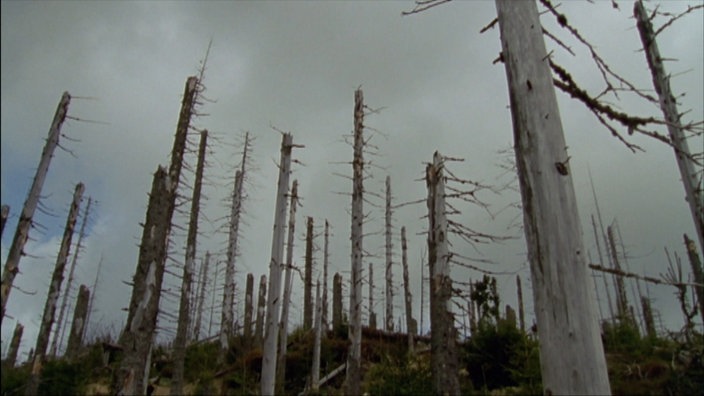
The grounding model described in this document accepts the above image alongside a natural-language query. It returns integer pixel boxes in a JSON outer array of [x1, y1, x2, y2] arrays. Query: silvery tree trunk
[[255, 274, 267, 347], [0, 205, 9, 238], [684, 234, 704, 322], [6, 322, 23, 367], [2, 92, 71, 325], [304, 216, 314, 331], [26, 182, 84, 396], [346, 89, 364, 396], [260, 133, 295, 396], [385, 176, 394, 332], [496, 1, 611, 393], [369, 263, 376, 330], [65, 284, 90, 359], [607, 226, 630, 322], [311, 280, 322, 392], [193, 252, 210, 342], [322, 220, 330, 332], [401, 226, 414, 351], [333, 273, 342, 330], [243, 272, 254, 341]]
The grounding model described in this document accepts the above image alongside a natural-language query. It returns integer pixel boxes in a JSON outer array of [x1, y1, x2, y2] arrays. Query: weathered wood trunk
[[346, 89, 364, 396], [496, 1, 611, 393], [304, 216, 314, 331], [311, 280, 323, 392], [65, 285, 90, 359], [277, 180, 299, 395], [2, 92, 71, 325], [83, 256, 103, 342], [0, 205, 8, 238], [516, 275, 525, 332], [5, 322, 23, 367], [243, 273, 254, 341], [322, 220, 330, 332], [333, 273, 343, 330], [369, 263, 376, 330], [505, 305, 517, 327], [385, 176, 394, 332], [635, 0, 704, 254], [401, 226, 414, 351], [426, 152, 460, 395], [641, 296, 657, 338], [171, 129, 208, 395], [52, 197, 92, 358], [114, 76, 197, 395], [607, 226, 630, 322], [26, 182, 84, 396], [193, 252, 210, 342], [591, 214, 615, 323], [261, 132, 295, 396], [255, 274, 267, 347], [684, 234, 704, 322]]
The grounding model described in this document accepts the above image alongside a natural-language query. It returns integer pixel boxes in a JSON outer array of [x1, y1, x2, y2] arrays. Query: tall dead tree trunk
[[5, 322, 23, 368], [401, 226, 414, 351], [65, 284, 89, 359], [369, 263, 376, 330], [333, 273, 342, 330], [26, 182, 84, 396], [385, 176, 394, 332], [113, 76, 198, 396], [243, 273, 254, 341], [607, 225, 630, 322], [322, 220, 330, 332], [304, 216, 314, 331], [2, 92, 71, 325], [51, 196, 92, 358], [171, 129, 208, 395], [641, 296, 657, 338], [635, 0, 704, 254], [255, 274, 267, 347], [426, 152, 460, 395], [516, 275, 525, 333], [277, 180, 298, 395], [684, 234, 704, 322], [0, 205, 8, 238], [591, 214, 615, 323], [208, 259, 219, 338], [193, 252, 210, 342], [346, 89, 364, 396], [83, 255, 102, 343], [311, 280, 322, 392], [261, 132, 296, 396], [496, 1, 611, 393]]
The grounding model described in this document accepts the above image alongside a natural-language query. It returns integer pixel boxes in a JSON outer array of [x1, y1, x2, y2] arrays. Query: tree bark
[[260, 132, 295, 396], [26, 182, 84, 396], [243, 272, 254, 341], [496, 1, 611, 393], [2, 92, 71, 325], [369, 263, 376, 330], [65, 284, 90, 359], [346, 89, 364, 396], [304, 216, 314, 331], [193, 252, 210, 342], [635, 0, 704, 255], [684, 233, 704, 322], [0, 205, 8, 238], [607, 226, 630, 322], [385, 176, 394, 332], [322, 220, 330, 332], [516, 275, 525, 333], [5, 322, 23, 368], [333, 273, 342, 330], [311, 280, 322, 392], [401, 226, 414, 351], [426, 152, 460, 395], [255, 274, 267, 347]]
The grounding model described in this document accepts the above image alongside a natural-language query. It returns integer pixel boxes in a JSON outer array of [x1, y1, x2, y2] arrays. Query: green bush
[[364, 353, 433, 395]]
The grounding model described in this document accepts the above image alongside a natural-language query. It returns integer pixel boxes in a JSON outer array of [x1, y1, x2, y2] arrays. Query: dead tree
[[322, 220, 330, 331], [255, 274, 267, 347], [401, 226, 414, 351], [641, 296, 657, 338], [51, 196, 92, 358], [26, 182, 84, 396], [193, 252, 211, 342], [311, 280, 323, 392], [635, 0, 704, 254], [684, 234, 704, 322], [496, 1, 611, 393], [261, 132, 296, 396], [65, 284, 89, 359], [0, 205, 8, 238], [516, 275, 525, 332], [2, 92, 71, 325], [607, 226, 630, 323], [426, 152, 460, 395], [346, 89, 365, 396], [333, 273, 342, 330], [5, 322, 23, 367], [171, 129, 208, 395], [276, 180, 299, 395], [369, 263, 376, 330], [113, 76, 198, 396], [243, 272, 254, 341], [385, 176, 394, 332], [83, 255, 103, 342], [591, 214, 615, 323], [304, 216, 314, 331]]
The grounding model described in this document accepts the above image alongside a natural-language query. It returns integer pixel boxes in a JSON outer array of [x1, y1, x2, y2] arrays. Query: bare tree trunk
[[426, 152, 460, 395], [346, 89, 364, 396], [304, 216, 314, 331], [51, 197, 92, 358], [607, 226, 630, 323], [322, 220, 330, 332], [369, 263, 376, 330], [420, 254, 425, 336], [171, 129, 208, 395], [255, 274, 267, 347], [591, 214, 615, 324], [641, 296, 657, 338], [333, 273, 342, 330], [311, 280, 322, 392], [496, 1, 611, 393], [5, 322, 23, 368], [208, 259, 219, 338], [261, 133, 295, 396], [243, 273, 254, 342], [635, 0, 704, 254], [0, 205, 8, 238], [26, 182, 84, 396], [65, 284, 89, 359], [193, 252, 210, 342], [113, 74, 198, 396], [684, 234, 704, 322], [385, 176, 394, 332], [401, 226, 414, 351], [2, 92, 71, 325], [277, 180, 298, 395], [516, 275, 525, 332], [83, 255, 103, 343]]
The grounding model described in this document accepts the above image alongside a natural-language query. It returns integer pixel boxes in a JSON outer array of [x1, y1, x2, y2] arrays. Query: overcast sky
[[1, 1, 702, 361]]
